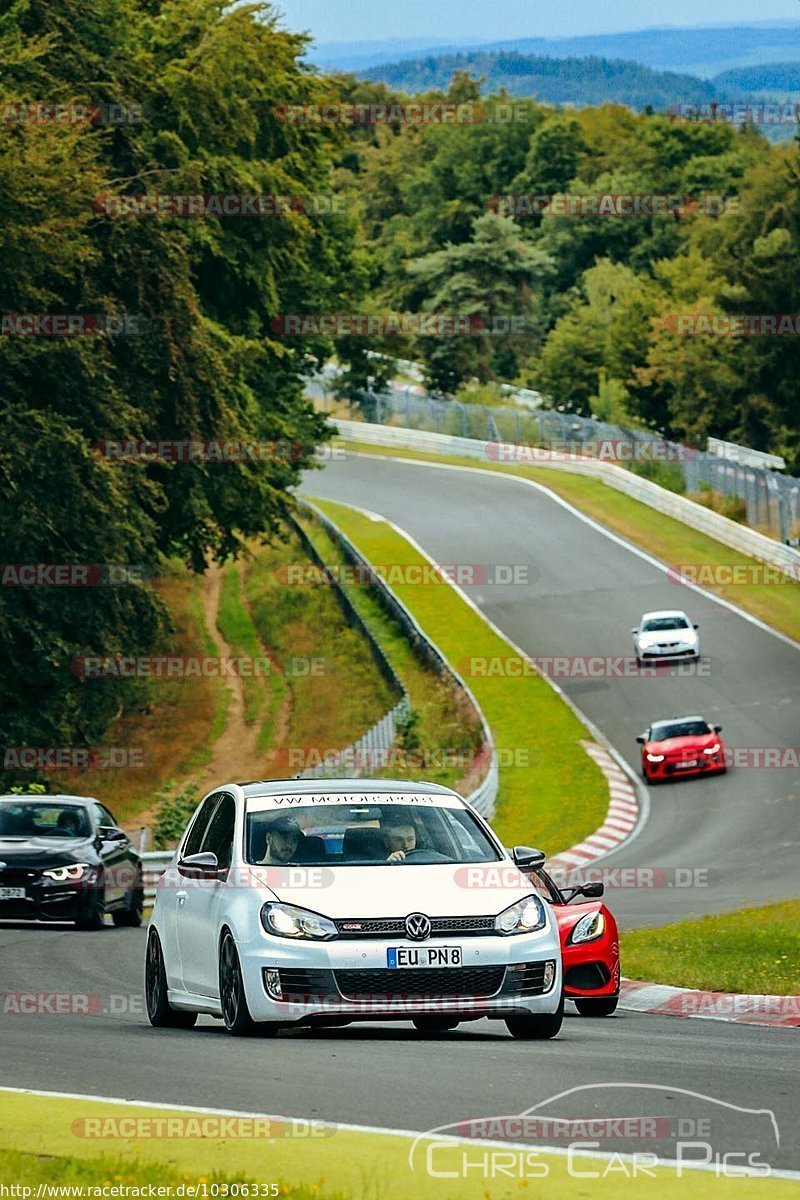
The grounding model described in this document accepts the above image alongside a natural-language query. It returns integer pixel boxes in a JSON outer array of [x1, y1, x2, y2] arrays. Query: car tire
[[75, 877, 105, 930], [145, 929, 197, 1029], [505, 994, 564, 1040], [412, 1016, 460, 1033], [574, 994, 619, 1017], [113, 869, 144, 928], [219, 930, 278, 1038]]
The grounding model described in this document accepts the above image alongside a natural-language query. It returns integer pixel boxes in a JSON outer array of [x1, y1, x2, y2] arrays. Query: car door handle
[[176, 890, 188, 904]]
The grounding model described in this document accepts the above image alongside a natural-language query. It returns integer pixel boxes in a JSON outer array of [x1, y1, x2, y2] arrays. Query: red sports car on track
[[637, 714, 726, 784], [530, 864, 620, 1017]]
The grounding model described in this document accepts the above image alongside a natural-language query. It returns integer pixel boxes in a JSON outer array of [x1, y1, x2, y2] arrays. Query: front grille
[[334, 915, 496, 939], [0, 868, 37, 887], [273, 968, 336, 998], [334, 965, 505, 999], [564, 962, 610, 991], [505, 961, 554, 996]]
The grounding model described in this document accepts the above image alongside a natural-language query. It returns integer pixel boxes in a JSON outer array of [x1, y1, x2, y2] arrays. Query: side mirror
[[579, 881, 604, 898], [100, 826, 127, 842], [635, 735, 646, 744], [512, 846, 546, 870], [630, 628, 638, 636], [693, 623, 699, 629], [713, 724, 723, 733], [178, 851, 219, 879]]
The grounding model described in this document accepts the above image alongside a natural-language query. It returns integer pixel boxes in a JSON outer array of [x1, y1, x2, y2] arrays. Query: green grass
[[297, 509, 484, 792], [242, 530, 398, 773], [623, 900, 800, 995], [3, 1094, 796, 1199], [305, 497, 608, 855], [336, 440, 800, 645]]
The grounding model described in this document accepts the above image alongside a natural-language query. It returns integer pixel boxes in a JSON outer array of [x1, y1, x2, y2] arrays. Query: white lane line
[[3, 1085, 798, 1181]]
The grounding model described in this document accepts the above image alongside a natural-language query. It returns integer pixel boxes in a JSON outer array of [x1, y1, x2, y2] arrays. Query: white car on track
[[632, 609, 700, 666], [145, 779, 564, 1039]]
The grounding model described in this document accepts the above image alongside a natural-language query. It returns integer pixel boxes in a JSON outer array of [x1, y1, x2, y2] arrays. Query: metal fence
[[311, 377, 800, 544]]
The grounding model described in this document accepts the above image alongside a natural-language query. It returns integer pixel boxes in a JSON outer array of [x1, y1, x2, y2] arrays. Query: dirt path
[[199, 563, 273, 788]]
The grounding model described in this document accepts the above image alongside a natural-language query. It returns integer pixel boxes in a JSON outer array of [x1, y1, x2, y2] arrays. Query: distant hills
[[311, 23, 800, 80], [361, 52, 722, 111]]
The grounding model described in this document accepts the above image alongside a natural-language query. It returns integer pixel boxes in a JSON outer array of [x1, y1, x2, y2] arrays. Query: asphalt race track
[[2, 450, 798, 1172], [306, 453, 800, 927]]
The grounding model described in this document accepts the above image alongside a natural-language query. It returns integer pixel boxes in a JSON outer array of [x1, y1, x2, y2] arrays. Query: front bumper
[[0, 877, 83, 922], [637, 645, 699, 663], [237, 928, 562, 1024], [563, 939, 620, 998], [644, 753, 726, 781]]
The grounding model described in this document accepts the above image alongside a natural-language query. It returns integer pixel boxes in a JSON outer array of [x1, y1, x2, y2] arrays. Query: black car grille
[[0, 868, 37, 887], [564, 963, 610, 991], [504, 961, 554, 997], [334, 915, 496, 939], [334, 965, 505, 999], [273, 968, 337, 998]]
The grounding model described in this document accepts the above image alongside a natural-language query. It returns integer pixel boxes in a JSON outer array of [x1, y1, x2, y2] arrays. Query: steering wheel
[[399, 849, 452, 863]]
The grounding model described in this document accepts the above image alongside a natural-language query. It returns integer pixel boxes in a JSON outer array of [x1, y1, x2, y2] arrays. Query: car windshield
[[650, 720, 711, 741], [0, 800, 92, 839], [641, 617, 690, 632], [244, 800, 502, 866]]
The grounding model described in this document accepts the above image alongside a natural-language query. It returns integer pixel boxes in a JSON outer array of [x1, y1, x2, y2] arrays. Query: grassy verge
[[305, 497, 608, 854], [242, 529, 398, 774], [297, 510, 484, 793], [622, 900, 800, 995], [335, 440, 800, 644], [52, 563, 227, 824], [2, 1094, 795, 1199]]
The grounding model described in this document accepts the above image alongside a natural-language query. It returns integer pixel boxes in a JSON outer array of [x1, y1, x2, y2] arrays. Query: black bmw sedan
[[0, 794, 143, 929]]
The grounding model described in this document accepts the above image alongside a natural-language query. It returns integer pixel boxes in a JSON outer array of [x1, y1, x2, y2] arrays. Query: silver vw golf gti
[[145, 779, 563, 1039]]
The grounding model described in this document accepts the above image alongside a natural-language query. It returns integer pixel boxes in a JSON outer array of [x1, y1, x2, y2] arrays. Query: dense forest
[[1, 0, 799, 769]]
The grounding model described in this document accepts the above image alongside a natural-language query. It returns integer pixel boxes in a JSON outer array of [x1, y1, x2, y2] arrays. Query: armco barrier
[[333, 419, 800, 575]]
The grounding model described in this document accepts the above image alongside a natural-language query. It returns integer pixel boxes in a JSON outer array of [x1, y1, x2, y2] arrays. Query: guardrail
[[310, 376, 800, 545], [333, 419, 800, 576]]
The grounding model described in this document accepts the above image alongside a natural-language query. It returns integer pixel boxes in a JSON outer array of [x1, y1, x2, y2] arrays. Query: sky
[[273, 0, 799, 45]]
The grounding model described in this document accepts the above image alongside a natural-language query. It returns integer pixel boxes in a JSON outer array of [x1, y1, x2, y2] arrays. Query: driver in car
[[381, 820, 417, 862], [260, 815, 302, 865]]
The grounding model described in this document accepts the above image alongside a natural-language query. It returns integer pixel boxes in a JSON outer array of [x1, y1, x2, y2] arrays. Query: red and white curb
[[619, 979, 800, 1027], [546, 741, 640, 875]]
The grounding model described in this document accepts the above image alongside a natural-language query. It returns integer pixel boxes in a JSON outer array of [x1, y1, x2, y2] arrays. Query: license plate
[[387, 946, 462, 969], [0, 887, 25, 900], [676, 760, 698, 769]]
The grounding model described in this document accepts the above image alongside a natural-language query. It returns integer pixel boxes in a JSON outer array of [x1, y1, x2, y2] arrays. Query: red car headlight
[[567, 911, 606, 945]]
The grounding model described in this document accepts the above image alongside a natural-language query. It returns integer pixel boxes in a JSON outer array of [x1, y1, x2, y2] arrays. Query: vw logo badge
[[405, 912, 431, 941]]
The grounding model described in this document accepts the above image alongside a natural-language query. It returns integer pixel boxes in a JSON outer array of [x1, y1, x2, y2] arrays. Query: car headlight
[[261, 903, 338, 940], [568, 911, 606, 945], [42, 863, 90, 882], [703, 743, 721, 755], [646, 753, 665, 763], [495, 895, 546, 936]]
